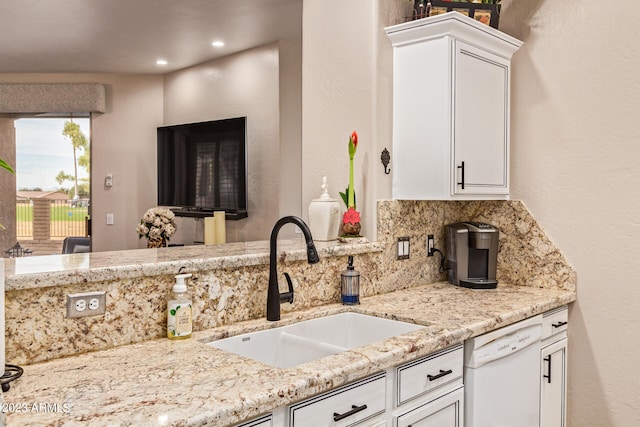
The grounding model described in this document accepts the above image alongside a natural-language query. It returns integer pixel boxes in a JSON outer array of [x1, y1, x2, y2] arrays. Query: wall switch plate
[[66, 291, 107, 318], [397, 237, 410, 260], [427, 234, 435, 256], [106, 213, 114, 225]]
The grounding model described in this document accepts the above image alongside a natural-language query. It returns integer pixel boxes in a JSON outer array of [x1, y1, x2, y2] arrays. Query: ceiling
[[0, 0, 302, 74]]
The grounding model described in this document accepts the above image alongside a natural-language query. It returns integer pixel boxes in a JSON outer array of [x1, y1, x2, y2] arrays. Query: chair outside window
[[62, 237, 91, 254]]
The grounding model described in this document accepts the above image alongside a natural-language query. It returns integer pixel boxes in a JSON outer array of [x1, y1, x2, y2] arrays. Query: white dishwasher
[[464, 315, 543, 427]]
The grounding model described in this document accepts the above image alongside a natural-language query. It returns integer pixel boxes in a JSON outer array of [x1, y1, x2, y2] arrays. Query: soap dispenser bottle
[[167, 272, 193, 339], [341, 256, 360, 305]]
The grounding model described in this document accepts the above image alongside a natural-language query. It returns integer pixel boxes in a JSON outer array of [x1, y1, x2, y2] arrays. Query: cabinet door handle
[[427, 369, 453, 381], [333, 404, 368, 422], [552, 321, 567, 328], [457, 162, 465, 189], [543, 355, 552, 383]]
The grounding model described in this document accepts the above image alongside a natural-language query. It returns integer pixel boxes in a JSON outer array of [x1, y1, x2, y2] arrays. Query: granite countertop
[[3, 239, 382, 290], [3, 281, 575, 426]]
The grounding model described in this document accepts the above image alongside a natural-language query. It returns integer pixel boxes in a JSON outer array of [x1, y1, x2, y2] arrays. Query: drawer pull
[[427, 369, 453, 382], [552, 321, 568, 328], [543, 355, 552, 383], [333, 404, 368, 422]]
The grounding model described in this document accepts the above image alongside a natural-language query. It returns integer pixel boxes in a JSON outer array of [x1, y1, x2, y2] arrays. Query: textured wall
[[500, 1, 640, 425]]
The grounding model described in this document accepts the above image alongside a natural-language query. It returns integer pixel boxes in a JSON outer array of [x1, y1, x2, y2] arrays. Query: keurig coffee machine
[[445, 222, 499, 289]]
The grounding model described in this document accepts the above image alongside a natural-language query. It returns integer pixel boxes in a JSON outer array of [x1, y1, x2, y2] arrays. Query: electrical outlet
[[397, 237, 410, 260], [66, 291, 106, 318], [427, 234, 435, 257]]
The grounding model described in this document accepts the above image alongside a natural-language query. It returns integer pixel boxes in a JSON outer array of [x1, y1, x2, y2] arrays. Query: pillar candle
[[204, 217, 216, 245], [214, 211, 226, 244]]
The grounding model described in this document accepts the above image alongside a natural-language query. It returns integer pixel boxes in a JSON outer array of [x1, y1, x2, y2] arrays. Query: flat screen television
[[157, 117, 248, 219]]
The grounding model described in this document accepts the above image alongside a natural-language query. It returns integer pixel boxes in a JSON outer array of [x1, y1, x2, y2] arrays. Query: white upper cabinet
[[385, 12, 522, 200]]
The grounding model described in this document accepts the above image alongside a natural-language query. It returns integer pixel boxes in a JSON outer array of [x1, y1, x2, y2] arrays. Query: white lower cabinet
[[393, 345, 464, 427], [235, 344, 464, 427], [233, 307, 569, 427], [395, 387, 464, 427], [540, 307, 568, 427]]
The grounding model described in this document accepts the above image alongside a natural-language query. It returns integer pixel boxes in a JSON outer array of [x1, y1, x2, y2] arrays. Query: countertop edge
[[5, 240, 383, 291]]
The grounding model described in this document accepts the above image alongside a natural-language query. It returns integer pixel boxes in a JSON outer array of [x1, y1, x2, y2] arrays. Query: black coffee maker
[[445, 222, 499, 289]]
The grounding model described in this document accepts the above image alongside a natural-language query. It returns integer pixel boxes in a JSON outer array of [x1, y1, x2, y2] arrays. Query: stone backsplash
[[3, 200, 575, 365], [376, 199, 576, 292]]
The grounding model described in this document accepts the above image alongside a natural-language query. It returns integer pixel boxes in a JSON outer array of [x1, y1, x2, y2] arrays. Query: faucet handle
[[279, 272, 294, 304]]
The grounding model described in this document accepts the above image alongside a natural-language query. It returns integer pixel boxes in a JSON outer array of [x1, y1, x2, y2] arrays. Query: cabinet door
[[391, 37, 452, 200], [453, 41, 511, 196], [395, 386, 463, 427], [540, 338, 567, 427]]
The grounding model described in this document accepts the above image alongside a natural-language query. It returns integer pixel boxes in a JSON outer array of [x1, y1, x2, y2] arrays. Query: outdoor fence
[[16, 198, 89, 239]]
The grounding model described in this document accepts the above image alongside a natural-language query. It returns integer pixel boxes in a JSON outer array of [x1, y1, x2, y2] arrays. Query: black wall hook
[[381, 148, 391, 174]]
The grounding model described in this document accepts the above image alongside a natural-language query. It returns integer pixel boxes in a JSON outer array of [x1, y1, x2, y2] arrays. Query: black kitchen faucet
[[266, 216, 319, 321]]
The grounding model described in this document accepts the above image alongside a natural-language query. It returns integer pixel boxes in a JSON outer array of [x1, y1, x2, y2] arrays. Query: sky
[[15, 118, 90, 191]]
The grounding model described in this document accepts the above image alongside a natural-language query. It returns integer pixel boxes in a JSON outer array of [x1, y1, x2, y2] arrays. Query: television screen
[[157, 117, 247, 219]]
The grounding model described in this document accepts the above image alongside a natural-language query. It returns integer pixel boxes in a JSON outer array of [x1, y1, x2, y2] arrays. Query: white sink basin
[[207, 312, 423, 368]]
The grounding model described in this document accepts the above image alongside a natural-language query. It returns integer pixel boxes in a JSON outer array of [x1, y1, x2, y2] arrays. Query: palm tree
[[0, 158, 14, 230], [62, 121, 88, 200], [0, 158, 13, 174]]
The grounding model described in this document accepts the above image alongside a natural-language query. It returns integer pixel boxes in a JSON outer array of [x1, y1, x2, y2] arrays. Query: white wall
[[92, 75, 164, 251], [302, 0, 378, 240], [163, 42, 301, 243], [500, 1, 640, 425], [0, 73, 164, 252], [302, 0, 409, 240]]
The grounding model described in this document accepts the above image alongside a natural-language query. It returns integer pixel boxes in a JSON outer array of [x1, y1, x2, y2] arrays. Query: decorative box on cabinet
[[541, 306, 568, 427], [385, 12, 522, 200]]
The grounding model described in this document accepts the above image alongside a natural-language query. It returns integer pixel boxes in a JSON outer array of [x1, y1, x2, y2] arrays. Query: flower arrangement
[[339, 131, 362, 237], [136, 207, 176, 248]]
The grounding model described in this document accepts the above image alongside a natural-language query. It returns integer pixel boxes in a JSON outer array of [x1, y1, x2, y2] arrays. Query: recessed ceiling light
[[156, 59, 168, 66], [212, 40, 225, 47]]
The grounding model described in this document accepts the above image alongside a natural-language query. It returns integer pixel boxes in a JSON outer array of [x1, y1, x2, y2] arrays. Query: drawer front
[[542, 306, 568, 340], [289, 373, 386, 427], [396, 345, 463, 405], [236, 414, 272, 427], [395, 386, 464, 427]]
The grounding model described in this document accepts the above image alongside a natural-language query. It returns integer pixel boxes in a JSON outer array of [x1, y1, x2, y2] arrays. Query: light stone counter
[[4, 281, 575, 427], [4, 240, 381, 291]]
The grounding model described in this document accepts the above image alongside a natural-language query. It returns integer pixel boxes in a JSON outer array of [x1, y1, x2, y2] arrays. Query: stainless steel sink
[[207, 312, 424, 368]]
